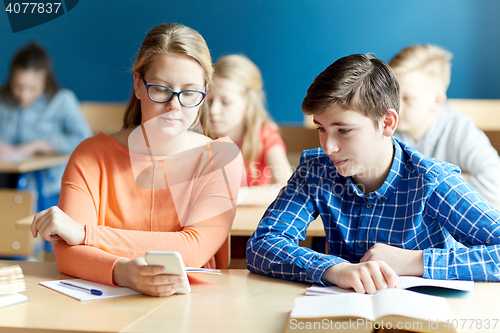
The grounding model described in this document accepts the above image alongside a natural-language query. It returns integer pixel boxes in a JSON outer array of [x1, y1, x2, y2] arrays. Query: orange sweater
[[55, 132, 242, 285]]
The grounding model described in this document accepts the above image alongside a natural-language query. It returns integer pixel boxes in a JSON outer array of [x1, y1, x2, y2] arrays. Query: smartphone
[[144, 251, 191, 294]]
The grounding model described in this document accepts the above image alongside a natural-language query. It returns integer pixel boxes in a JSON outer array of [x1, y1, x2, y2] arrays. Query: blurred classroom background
[[1, 0, 500, 263], [1, 0, 499, 125]]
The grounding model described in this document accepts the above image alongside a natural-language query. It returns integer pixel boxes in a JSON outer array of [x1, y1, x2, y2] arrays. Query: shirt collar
[[346, 136, 404, 201]]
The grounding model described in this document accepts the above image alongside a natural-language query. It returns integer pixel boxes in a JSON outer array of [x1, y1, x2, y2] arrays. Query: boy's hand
[[360, 243, 424, 276], [323, 261, 399, 294]]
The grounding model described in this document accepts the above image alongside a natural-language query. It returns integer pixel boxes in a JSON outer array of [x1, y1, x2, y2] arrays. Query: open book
[[39, 268, 221, 301], [306, 276, 474, 296], [285, 289, 456, 333]]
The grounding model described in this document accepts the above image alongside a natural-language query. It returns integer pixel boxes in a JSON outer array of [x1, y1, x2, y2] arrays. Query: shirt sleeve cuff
[[307, 256, 348, 286], [423, 248, 450, 279]]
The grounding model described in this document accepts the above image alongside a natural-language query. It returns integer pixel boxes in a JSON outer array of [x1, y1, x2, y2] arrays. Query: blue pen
[[59, 281, 103, 296]]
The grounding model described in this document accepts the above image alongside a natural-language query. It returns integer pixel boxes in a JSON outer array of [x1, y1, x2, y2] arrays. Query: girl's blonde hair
[[213, 54, 278, 172], [389, 44, 452, 93], [123, 23, 213, 136]]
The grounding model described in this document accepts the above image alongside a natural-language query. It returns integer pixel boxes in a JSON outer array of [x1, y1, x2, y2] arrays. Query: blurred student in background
[[391, 44, 500, 206], [0, 42, 92, 207], [208, 54, 293, 205]]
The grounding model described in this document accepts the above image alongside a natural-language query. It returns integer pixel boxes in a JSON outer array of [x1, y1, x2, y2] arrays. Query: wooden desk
[[1, 260, 500, 333], [0, 260, 306, 333], [0, 260, 169, 332], [232, 205, 325, 237], [0, 154, 70, 173]]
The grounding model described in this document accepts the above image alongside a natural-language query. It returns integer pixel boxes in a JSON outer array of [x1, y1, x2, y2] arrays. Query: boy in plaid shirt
[[246, 54, 500, 294]]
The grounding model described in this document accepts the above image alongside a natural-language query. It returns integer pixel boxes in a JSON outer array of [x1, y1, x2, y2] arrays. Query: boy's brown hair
[[389, 44, 452, 94], [302, 53, 400, 127]]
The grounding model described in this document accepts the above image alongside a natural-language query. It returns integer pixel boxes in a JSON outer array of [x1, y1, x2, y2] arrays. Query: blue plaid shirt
[[246, 137, 500, 284]]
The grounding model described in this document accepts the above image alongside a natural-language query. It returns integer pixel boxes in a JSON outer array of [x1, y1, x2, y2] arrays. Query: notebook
[[40, 279, 140, 301], [185, 267, 222, 275], [40, 267, 221, 301]]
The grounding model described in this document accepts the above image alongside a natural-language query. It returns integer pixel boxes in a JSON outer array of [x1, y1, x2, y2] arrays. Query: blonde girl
[[208, 54, 292, 205], [31, 24, 242, 297]]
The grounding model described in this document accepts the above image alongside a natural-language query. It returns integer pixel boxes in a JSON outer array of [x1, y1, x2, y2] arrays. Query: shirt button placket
[[358, 197, 384, 255], [357, 199, 372, 255]]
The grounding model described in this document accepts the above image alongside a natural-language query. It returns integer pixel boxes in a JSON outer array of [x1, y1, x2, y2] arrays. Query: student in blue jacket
[[246, 53, 500, 294], [0, 43, 92, 207]]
